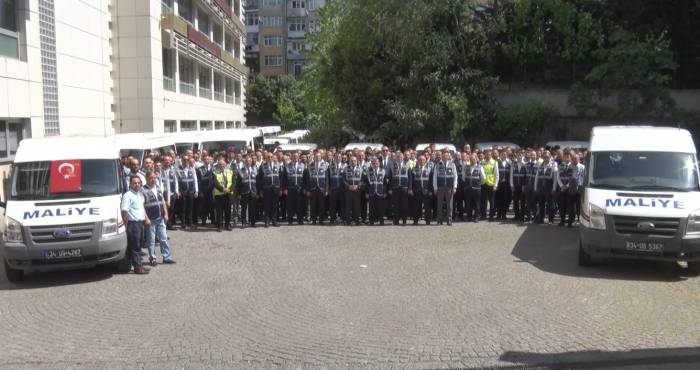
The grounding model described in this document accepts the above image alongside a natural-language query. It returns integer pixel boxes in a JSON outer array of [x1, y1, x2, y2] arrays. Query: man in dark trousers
[[327, 152, 346, 224], [307, 151, 329, 224], [283, 152, 308, 225], [388, 151, 410, 225], [236, 156, 258, 228], [365, 157, 388, 226], [120, 175, 150, 275], [212, 158, 234, 232], [257, 153, 283, 227], [196, 155, 215, 227], [343, 156, 364, 226], [410, 154, 432, 225], [176, 156, 199, 230]]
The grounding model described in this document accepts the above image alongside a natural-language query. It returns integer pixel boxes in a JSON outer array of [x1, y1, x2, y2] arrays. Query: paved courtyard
[[1, 222, 699, 369]]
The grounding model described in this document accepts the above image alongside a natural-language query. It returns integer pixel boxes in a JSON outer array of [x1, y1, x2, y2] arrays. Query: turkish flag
[[50, 160, 82, 193]]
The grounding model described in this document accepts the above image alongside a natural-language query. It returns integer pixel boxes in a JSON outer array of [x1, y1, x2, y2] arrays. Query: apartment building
[[114, 0, 248, 133], [244, 0, 324, 77], [0, 0, 249, 172]]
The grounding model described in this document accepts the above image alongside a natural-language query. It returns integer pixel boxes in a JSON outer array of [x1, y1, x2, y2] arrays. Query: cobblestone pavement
[[1, 222, 699, 369]]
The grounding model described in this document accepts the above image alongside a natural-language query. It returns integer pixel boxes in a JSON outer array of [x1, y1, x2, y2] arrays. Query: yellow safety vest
[[483, 159, 496, 187], [213, 168, 234, 197]]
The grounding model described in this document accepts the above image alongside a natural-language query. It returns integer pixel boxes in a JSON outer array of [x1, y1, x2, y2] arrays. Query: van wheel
[[578, 241, 593, 267], [113, 252, 132, 273], [4, 260, 24, 282], [688, 261, 700, 274]]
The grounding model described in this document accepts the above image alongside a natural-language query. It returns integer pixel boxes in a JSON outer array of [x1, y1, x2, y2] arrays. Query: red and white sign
[[50, 160, 82, 193]]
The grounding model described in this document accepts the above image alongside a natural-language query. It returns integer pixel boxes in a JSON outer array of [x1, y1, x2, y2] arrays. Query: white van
[[415, 143, 457, 153], [579, 126, 700, 272], [112, 133, 177, 163], [197, 128, 263, 153], [1, 136, 129, 281]]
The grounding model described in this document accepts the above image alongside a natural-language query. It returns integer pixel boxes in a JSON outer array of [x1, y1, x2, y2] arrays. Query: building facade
[[244, 0, 324, 77], [0, 0, 248, 169]]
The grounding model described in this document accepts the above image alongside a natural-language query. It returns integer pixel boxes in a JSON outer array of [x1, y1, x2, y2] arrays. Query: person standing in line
[[432, 150, 458, 225], [480, 150, 499, 221], [257, 153, 283, 227], [388, 151, 411, 225], [327, 152, 346, 224], [236, 156, 258, 228], [365, 157, 388, 226], [212, 158, 234, 232], [463, 153, 486, 223], [143, 171, 175, 266], [120, 175, 150, 275], [534, 151, 558, 224], [343, 156, 364, 226], [495, 150, 512, 220], [176, 156, 199, 230], [410, 154, 433, 225], [307, 152, 329, 225]]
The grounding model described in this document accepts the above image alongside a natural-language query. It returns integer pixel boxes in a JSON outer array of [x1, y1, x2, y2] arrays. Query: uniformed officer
[[307, 152, 329, 224], [357, 151, 370, 223], [143, 171, 174, 266], [480, 150, 499, 221], [453, 152, 465, 221], [523, 150, 539, 222], [463, 153, 486, 223], [410, 155, 432, 225], [343, 156, 363, 226], [212, 158, 234, 232], [365, 158, 388, 226], [388, 152, 410, 225], [556, 152, 573, 226], [495, 150, 512, 220], [432, 150, 458, 225], [328, 152, 346, 224], [257, 153, 283, 227], [196, 155, 215, 227], [161, 155, 179, 230], [236, 156, 258, 228], [283, 152, 308, 225], [534, 150, 557, 224], [176, 156, 199, 230], [510, 151, 526, 221], [568, 153, 585, 227]]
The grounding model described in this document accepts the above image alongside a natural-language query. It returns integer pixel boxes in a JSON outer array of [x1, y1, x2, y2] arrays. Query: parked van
[[112, 133, 177, 163], [276, 143, 318, 154], [198, 128, 263, 153], [579, 126, 700, 271], [545, 140, 589, 151], [415, 143, 457, 153], [343, 143, 384, 152], [474, 142, 520, 151], [264, 137, 292, 151], [1, 136, 129, 281], [171, 131, 203, 155]]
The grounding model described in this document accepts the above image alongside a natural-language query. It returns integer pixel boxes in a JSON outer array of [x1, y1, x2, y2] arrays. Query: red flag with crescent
[[50, 160, 82, 193]]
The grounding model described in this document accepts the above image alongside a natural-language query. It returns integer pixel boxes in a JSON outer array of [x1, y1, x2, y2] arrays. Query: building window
[[213, 73, 225, 102], [291, 41, 304, 51], [234, 80, 242, 105], [162, 48, 175, 91], [161, 0, 173, 14], [180, 121, 196, 131], [245, 11, 258, 26], [289, 61, 303, 76], [178, 56, 195, 95], [198, 65, 211, 99], [197, 7, 209, 34], [292, 1, 305, 9], [288, 18, 305, 32], [263, 35, 282, 47], [246, 0, 258, 8], [235, 121, 242, 128], [213, 22, 223, 46], [164, 120, 177, 133], [178, 0, 194, 22], [215, 121, 225, 130], [224, 32, 234, 53], [200, 120, 212, 131], [226, 121, 234, 129], [262, 0, 280, 6], [0, 121, 25, 160], [261, 16, 281, 27], [264, 55, 282, 66], [0, 0, 18, 59], [225, 78, 234, 104], [247, 33, 258, 46], [308, 0, 323, 10], [309, 19, 319, 33]]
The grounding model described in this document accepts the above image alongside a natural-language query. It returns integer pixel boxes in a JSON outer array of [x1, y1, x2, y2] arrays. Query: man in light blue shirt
[[120, 175, 151, 275]]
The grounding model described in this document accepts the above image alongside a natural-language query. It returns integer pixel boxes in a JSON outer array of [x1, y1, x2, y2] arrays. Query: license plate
[[625, 241, 664, 253], [44, 248, 82, 260]]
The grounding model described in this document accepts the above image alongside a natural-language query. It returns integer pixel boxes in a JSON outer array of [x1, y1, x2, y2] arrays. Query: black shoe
[[273, 222, 279, 227], [558, 222, 565, 227], [312, 220, 317, 225], [217, 228, 222, 232], [447, 220, 452, 226], [149, 260, 157, 267], [133, 266, 150, 275], [413, 220, 418, 225], [162, 259, 176, 265]]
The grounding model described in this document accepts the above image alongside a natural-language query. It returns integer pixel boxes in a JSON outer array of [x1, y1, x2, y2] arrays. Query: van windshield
[[202, 141, 247, 152], [11, 160, 120, 200], [589, 151, 700, 191]]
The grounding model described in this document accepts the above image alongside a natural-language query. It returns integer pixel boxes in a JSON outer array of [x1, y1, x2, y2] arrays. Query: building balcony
[[225, 94, 234, 104], [214, 90, 226, 102], [287, 49, 305, 60], [287, 7, 308, 17], [235, 96, 242, 105], [199, 86, 212, 99], [221, 52, 249, 76], [245, 44, 260, 52], [288, 30, 305, 38], [180, 81, 196, 96], [247, 24, 259, 33]]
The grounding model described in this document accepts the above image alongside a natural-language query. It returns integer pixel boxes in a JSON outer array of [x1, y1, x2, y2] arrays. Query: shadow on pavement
[[510, 224, 695, 282], [499, 346, 700, 369], [0, 262, 114, 290]]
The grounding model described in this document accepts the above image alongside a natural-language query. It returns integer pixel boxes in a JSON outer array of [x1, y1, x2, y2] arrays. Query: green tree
[[493, 101, 559, 146]]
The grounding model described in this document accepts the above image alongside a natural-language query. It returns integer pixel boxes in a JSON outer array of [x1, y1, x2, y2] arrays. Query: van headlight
[[101, 218, 120, 238], [4, 217, 23, 243], [583, 203, 606, 230], [686, 209, 700, 235]]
